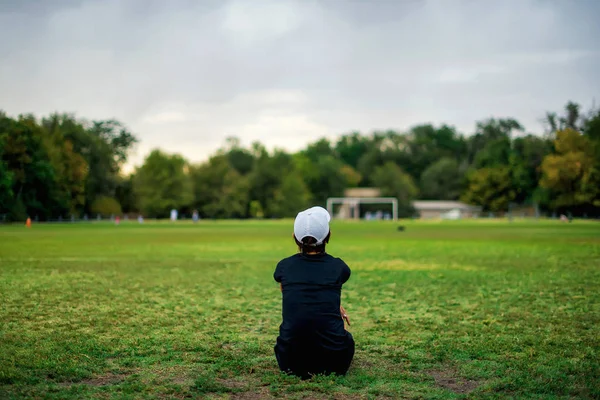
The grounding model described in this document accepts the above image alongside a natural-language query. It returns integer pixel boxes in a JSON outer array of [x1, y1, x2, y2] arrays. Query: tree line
[[1, 100, 599, 221]]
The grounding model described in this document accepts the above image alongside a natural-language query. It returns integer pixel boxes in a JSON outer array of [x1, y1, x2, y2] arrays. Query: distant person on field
[[274, 206, 354, 379], [192, 210, 199, 223], [170, 209, 178, 221]]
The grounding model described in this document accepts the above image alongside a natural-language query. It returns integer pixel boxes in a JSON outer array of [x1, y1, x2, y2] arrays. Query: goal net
[[326, 197, 398, 221]]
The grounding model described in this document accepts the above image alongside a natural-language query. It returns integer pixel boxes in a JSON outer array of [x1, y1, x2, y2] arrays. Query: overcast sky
[[1, 0, 599, 170]]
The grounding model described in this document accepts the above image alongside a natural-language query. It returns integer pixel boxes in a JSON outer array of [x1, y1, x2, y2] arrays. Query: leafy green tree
[[0, 158, 12, 212], [405, 124, 467, 180], [86, 120, 137, 210], [220, 137, 255, 175], [473, 137, 512, 168], [420, 158, 465, 200], [372, 162, 418, 217], [540, 102, 600, 214], [115, 175, 137, 213], [41, 114, 89, 214], [191, 155, 230, 218], [296, 155, 348, 206], [0, 123, 13, 213], [509, 135, 552, 204], [64, 118, 137, 213], [584, 108, 600, 143], [461, 167, 516, 212], [584, 109, 600, 188], [539, 129, 600, 209], [476, 118, 523, 140], [250, 200, 265, 218], [356, 147, 384, 186], [292, 152, 320, 190], [335, 132, 370, 169], [354, 126, 466, 188], [191, 155, 250, 218], [267, 172, 312, 217], [544, 101, 584, 134], [582, 108, 600, 180], [227, 148, 254, 176], [467, 118, 523, 165], [302, 138, 336, 162], [249, 150, 295, 217], [249, 200, 264, 219], [203, 169, 250, 218], [356, 131, 409, 185], [89, 120, 138, 167], [134, 150, 193, 217], [1, 114, 63, 220], [90, 196, 122, 216], [339, 164, 362, 188]]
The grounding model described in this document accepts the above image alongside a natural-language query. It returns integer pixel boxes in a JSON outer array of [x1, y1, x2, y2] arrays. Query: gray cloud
[[1, 0, 599, 170]]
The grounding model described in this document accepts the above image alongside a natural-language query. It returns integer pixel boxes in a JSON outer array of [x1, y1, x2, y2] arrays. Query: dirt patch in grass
[[231, 386, 274, 399], [148, 365, 193, 386], [333, 394, 368, 400], [352, 357, 375, 370], [217, 377, 248, 390], [286, 393, 368, 400], [428, 368, 480, 394], [171, 374, 192, 386], [60, 373, 128, 387], [166, 368, 193, 386]]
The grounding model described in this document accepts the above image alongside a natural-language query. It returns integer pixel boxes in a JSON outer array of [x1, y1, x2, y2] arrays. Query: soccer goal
[[326, 197, 398, 221]]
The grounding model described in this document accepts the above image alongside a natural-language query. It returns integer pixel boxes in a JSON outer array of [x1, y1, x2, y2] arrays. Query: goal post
[[326, 197, 398, 221]]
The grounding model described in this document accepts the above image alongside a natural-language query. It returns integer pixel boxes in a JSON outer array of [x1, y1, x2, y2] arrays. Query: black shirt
[[274, 252, 351, 352]]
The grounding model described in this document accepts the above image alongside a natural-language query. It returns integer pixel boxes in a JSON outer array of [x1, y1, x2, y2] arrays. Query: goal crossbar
[[326, 197, 398, 221]]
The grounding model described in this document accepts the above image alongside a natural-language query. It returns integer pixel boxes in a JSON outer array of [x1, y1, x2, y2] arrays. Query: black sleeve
[[340, 261, 351, 284], [274, 261, 284, 283]]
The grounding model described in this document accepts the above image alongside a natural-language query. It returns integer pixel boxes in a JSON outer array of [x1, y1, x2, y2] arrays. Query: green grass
[[0, 219, 599, 399]]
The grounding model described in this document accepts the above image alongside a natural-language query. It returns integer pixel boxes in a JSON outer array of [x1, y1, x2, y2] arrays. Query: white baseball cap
[[294, 206, 331, 245]]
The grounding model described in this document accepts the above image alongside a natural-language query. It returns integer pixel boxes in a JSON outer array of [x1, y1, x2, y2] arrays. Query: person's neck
[[302, 250, 324, 255]]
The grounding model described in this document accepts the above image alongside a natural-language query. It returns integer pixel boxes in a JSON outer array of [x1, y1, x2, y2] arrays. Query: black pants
[[274, 332, 355, 380]]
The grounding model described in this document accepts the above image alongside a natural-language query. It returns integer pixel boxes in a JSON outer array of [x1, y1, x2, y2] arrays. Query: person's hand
[[340, 305, 350, 326]]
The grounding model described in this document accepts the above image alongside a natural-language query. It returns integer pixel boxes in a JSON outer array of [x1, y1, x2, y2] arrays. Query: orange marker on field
[[26, 217, 31, 228]]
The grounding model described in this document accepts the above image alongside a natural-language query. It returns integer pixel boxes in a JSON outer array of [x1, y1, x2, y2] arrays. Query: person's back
[[274, 206, 354, 379]]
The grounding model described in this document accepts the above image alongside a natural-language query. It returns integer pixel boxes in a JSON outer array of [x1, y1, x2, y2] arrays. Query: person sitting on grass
[[274, 206, 354, 379]]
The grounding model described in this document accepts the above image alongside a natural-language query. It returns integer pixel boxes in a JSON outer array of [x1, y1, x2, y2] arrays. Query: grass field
[[1, 219, 599, 399]]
